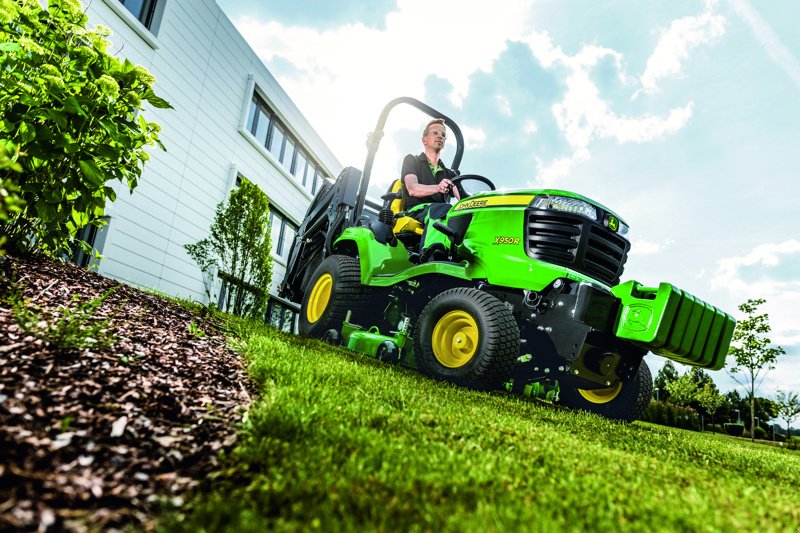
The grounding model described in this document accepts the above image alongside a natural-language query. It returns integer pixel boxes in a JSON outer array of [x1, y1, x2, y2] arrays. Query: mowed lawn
[[164, 319, 800, 531]]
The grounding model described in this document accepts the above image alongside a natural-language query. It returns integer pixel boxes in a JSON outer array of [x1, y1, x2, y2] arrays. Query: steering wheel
[[446, 174, 496, 201]]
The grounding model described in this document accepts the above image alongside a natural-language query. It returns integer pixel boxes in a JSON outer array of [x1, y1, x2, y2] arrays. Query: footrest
[[610, 281, 735, 370]]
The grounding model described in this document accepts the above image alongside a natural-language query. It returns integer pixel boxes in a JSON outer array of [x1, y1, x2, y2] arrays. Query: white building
[[79, 0, 342, 330]]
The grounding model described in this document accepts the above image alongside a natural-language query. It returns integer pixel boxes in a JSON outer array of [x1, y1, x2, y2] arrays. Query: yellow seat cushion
[[388, 179, 423, 235]]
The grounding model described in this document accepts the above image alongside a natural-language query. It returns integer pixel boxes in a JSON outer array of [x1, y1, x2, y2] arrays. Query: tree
[[696, 381, 725, 430], [774, 390, 800, 438], [1, 0, 170, 257], [184, 178, 273, 318], [728, 299, 785, 442], [665, 371, 698, 407], [654, 360, 679, 402]]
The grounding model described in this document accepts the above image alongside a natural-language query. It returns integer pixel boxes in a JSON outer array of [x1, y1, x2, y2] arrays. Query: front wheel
[[558, 360, 652, 422], [299, 255, 370, 338], [414, 288, 519, 390]]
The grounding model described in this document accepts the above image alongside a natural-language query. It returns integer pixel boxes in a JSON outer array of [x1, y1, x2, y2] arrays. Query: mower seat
[[385, 180, 423, 235]]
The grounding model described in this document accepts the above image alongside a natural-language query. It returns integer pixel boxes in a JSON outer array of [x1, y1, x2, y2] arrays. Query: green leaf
[[78, 159, 106, 187], [0, 43, 21, 53], [104, 186, 117, 202], [63, 96, 85, 116], [141, 87, 173, 109], [18, 122, 35, 143]]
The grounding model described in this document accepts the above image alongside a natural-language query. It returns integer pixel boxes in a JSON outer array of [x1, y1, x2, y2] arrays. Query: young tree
[[774, 390, 800, 438], [665, 371, 698, 407], [696, 381, 725, 430], [728, 299, 785, 442], [0, 0, 170, 257], [184, 178, 272, 319], [654, 360, 679, 402]]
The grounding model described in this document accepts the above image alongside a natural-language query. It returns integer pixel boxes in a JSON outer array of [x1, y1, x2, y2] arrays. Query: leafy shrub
[[774, 433, 786, 443], [787, 437, 800, 451], [724, 423, 745, 437], [0, 0, 170, 257], [642, 400, 700, 431], [184, 178, 272, 318], [753, 426, 767, 440]]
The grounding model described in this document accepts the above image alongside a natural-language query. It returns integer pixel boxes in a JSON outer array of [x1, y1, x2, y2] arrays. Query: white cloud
[[230, 0, 534, 176], [728, 0, 800, 93], [639, 9, 726, 94], [628, 238, 675, 256], [460, 125, 487, 150], [522, 31, 695, 184], [711, 239, 800, 355]]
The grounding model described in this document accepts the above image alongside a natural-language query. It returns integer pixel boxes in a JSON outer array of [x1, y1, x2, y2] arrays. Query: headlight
[[531, 195, 598, 221]]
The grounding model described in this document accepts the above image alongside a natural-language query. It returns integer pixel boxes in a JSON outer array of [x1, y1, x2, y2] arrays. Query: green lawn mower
[[279, 97, 735, 422]]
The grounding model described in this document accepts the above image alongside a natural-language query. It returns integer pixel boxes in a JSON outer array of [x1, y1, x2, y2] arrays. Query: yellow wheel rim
[[306, 273, 332, 323], [578, 382, 623, 404], [432, 310, 479, 368]]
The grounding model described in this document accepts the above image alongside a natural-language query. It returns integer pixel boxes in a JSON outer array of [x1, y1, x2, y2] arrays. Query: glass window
[[282, 223, 297, 260], [270, 211, 283, 256], [282, 137, 296, 172], [295, 150, 308, 182], [119, 0, 158, 28], [269, 124, 285, 161], [246, 97, 258, 132], [254, 108, 270, 147], [311, 169, 320, 194]]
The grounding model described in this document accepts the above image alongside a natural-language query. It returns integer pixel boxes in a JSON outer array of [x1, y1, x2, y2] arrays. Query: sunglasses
[[427, 130, 447, 138]]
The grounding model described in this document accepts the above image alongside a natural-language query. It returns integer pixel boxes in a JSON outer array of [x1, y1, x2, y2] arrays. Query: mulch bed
[[0, 255, 253, 531]]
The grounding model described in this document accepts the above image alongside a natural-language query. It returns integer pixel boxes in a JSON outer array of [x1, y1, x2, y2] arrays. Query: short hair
[[423, 118, 446, 136]]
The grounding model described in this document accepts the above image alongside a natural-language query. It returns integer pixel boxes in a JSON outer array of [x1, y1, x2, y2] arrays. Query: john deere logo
[[607, 215, 619, 233]]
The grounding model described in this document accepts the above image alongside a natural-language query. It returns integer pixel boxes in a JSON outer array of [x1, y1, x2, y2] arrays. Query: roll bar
[[350, 97, 464, 226]]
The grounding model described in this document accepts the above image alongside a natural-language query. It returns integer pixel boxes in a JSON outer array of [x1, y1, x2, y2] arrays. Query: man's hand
[[437, 178, 454, 194]]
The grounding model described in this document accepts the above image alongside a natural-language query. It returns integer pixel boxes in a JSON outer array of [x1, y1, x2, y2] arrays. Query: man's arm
[[404, 173, 450, 199]]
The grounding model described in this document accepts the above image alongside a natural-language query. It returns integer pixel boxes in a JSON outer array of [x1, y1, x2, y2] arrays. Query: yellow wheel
[[558, 361, 653, 422], [306, 273, 332, 324], [415, 287, 519, 390], [299, 255, 371, 339], [432, 310, 479, 368], [578, 382, 623, 404]]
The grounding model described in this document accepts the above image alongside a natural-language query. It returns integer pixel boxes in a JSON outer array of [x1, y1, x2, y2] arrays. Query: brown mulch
[[0, 255, 253, 531]]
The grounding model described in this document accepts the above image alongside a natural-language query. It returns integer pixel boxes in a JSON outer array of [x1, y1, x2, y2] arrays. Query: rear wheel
[[414, 288, 519, 390], [299, 255, 370, 338], [558, 360, 652, 422]]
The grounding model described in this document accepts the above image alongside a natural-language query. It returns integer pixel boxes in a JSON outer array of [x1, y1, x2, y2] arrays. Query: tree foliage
[[0, 0, 170, 257], [653, 360, 678, 402], [184, 178, 273, 318], [728, 298, 785, 441], [696, 381, 725, 427], [665, 371, 698, 407], [775, 390, 800, 438]]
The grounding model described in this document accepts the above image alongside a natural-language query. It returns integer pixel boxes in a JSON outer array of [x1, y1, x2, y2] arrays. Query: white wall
[[84, 0, 341, 304]]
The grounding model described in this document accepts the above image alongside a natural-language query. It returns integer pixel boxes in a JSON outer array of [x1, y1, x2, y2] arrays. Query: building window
[[267, 299, 297, 332], [70, 218, 110, 268], [118, 0, 159, 29], [269, 208, 298, 261], [246, 92, 331, 192]]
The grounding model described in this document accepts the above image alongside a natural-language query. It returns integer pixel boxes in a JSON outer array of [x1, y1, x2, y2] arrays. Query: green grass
[[163, 319, 800, 532]]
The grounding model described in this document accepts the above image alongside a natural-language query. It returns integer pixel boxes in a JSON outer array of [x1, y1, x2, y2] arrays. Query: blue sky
[[216, 0, 800, 398]]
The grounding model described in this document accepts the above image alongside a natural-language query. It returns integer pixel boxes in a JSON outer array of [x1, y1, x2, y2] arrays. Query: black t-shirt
[[400, 152, 456, 210]]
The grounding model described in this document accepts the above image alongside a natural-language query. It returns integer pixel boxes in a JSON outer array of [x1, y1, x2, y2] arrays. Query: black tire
[[414, 288, 519, 390], [558, 360, 653, 422], [299, 255, 370, 338]]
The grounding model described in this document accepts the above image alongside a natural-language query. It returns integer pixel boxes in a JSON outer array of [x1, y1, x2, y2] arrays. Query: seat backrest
[[387, 179, 423, 235]]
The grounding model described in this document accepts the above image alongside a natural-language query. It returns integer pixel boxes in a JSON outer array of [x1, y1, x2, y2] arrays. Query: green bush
[[724, 423, 745, 437], [787, 437, 800, 451], [774, 433, 786, 443], [642, 400, 700, 431], [753, 426, 767, 440], [184, 177, 272, 318], [0, 0, 170, 257]]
